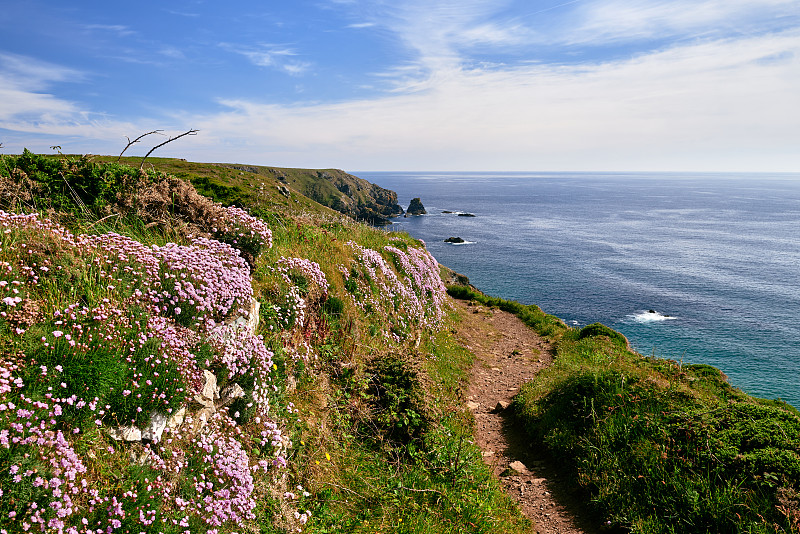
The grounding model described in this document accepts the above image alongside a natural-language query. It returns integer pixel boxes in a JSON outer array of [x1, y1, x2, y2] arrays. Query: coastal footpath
[[0, 152, 798, 534]]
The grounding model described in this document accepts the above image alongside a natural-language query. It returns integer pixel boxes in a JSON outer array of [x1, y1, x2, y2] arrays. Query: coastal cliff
[[220, 164, 404, 224]]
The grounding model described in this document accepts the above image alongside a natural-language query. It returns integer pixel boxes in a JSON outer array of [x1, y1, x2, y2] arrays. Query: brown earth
[[453, 299, 604, 534]]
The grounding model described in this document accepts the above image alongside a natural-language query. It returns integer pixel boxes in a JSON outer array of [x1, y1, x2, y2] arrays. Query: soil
[[453, 299, 603, 534]]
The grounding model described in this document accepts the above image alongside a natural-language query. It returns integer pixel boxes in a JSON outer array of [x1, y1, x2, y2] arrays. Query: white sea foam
[[629, 310, 677, 323], [449, 240, 475, 245]]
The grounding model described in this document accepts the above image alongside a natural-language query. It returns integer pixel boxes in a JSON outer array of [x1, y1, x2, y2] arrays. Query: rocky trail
[[454, 299, 601, 534]]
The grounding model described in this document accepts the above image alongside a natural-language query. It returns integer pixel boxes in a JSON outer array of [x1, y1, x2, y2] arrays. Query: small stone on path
[[509, 460, 531, 475], [492, 400, 511, 413]]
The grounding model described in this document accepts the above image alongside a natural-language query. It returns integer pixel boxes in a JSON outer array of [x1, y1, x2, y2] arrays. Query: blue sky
[[1, 0, 798, 171]]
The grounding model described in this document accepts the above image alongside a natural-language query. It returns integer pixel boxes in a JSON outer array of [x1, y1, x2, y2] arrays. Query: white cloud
[[177, 30, 800, 171], [0, 53, 83, 123]]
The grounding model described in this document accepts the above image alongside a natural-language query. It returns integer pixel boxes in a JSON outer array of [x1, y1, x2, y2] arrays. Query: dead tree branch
[[117, 130, 163, 162], [140, 129, 198, 170]]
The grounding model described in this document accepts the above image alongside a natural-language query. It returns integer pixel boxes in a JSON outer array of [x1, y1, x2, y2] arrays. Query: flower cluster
[[344, 241, 447, 340], [208, 206, 273, 261], [0, 360, 89, 532], [265, 257, 330, 331], [208, 323, 275, 416], [275, 257, 329, 298], [89, 232, 253, 330], [0, 210, 287, 533]]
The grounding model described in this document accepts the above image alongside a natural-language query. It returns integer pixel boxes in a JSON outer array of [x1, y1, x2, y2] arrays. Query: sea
[[358, 172, 800, 409]]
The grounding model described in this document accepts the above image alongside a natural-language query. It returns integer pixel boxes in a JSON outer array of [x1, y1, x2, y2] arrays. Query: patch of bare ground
[[453, 298, 602, 534]]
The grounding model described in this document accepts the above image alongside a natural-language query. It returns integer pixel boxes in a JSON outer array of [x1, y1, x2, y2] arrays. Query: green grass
[[283, 310, 531, 534]]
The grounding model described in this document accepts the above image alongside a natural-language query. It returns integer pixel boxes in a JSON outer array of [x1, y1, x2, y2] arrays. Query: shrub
[[578, 322, 628, 347], [365, 354, 429, 445]]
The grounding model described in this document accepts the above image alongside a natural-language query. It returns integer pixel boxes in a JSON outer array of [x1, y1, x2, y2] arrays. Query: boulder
[[457, 212, 476, 217], [405, 197, 427, 216], [444, 236, 465, 243]]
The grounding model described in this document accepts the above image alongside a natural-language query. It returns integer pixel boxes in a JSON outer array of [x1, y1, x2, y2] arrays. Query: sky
[[0, 0, 798, 172]]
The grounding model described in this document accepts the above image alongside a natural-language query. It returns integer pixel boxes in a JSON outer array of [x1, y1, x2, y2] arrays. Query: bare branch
[[117, 130, 163, 162], [140, 129, 199, 170]]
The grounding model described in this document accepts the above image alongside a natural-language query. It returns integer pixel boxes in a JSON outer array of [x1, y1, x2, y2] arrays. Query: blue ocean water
[[359, 172, 800, 408]]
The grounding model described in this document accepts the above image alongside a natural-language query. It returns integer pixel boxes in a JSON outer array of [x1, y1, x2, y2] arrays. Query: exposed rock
[[194, 369, 218, 409], [167, 406, 187, 430], [218, 383, 246, 409], [142, 412, 169, 444], [444, 236, 465, 243], [442, 210, 454, 214], [458, 212, 476, 217], [405, 197, 427, 216], [466, 401, 480, 411], [508, 460, 531, 475], [231, 297, 260, 332], [109, 425, 142, 442], [492, 400, 511, 413], [438, 264, 476, 289]]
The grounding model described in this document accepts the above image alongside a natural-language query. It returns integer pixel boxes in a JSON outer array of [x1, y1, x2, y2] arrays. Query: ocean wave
[[628, 310, 677, 323], [448, 240, 475, 245]]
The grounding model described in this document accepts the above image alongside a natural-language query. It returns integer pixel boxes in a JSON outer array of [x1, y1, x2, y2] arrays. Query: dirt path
[[454, 299, 600, 534]]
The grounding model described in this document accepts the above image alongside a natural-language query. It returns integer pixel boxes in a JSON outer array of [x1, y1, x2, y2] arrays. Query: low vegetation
[[449, 286, 800, 534]]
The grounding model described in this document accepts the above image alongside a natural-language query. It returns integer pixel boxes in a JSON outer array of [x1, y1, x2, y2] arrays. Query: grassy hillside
[[0, 151, 527, 534], [92, 155, 404, 225]]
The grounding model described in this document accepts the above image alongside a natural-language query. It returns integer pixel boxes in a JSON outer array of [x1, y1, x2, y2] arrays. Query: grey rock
[[108, 425, 142, 442], [142, 412, 168, 444], [218, 383, 246, 408]]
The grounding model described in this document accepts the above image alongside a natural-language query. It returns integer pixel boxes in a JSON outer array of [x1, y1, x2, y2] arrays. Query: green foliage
[[188, 175, 246, 206], [513, 318, 800, 533], [578, 322, 628, 347], [0, 150, 146, 217], [294, 312, 530, 534], [365, 354, 428, 445]]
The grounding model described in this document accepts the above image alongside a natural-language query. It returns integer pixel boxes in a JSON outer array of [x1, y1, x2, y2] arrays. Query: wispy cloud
[[220, 43, 312, 75], [83, 24, 136, 38], [159, 46, 186, 60], [0, 53, 137, 149], [561, 0, 800, 44], [163, 9, 200, 18]]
